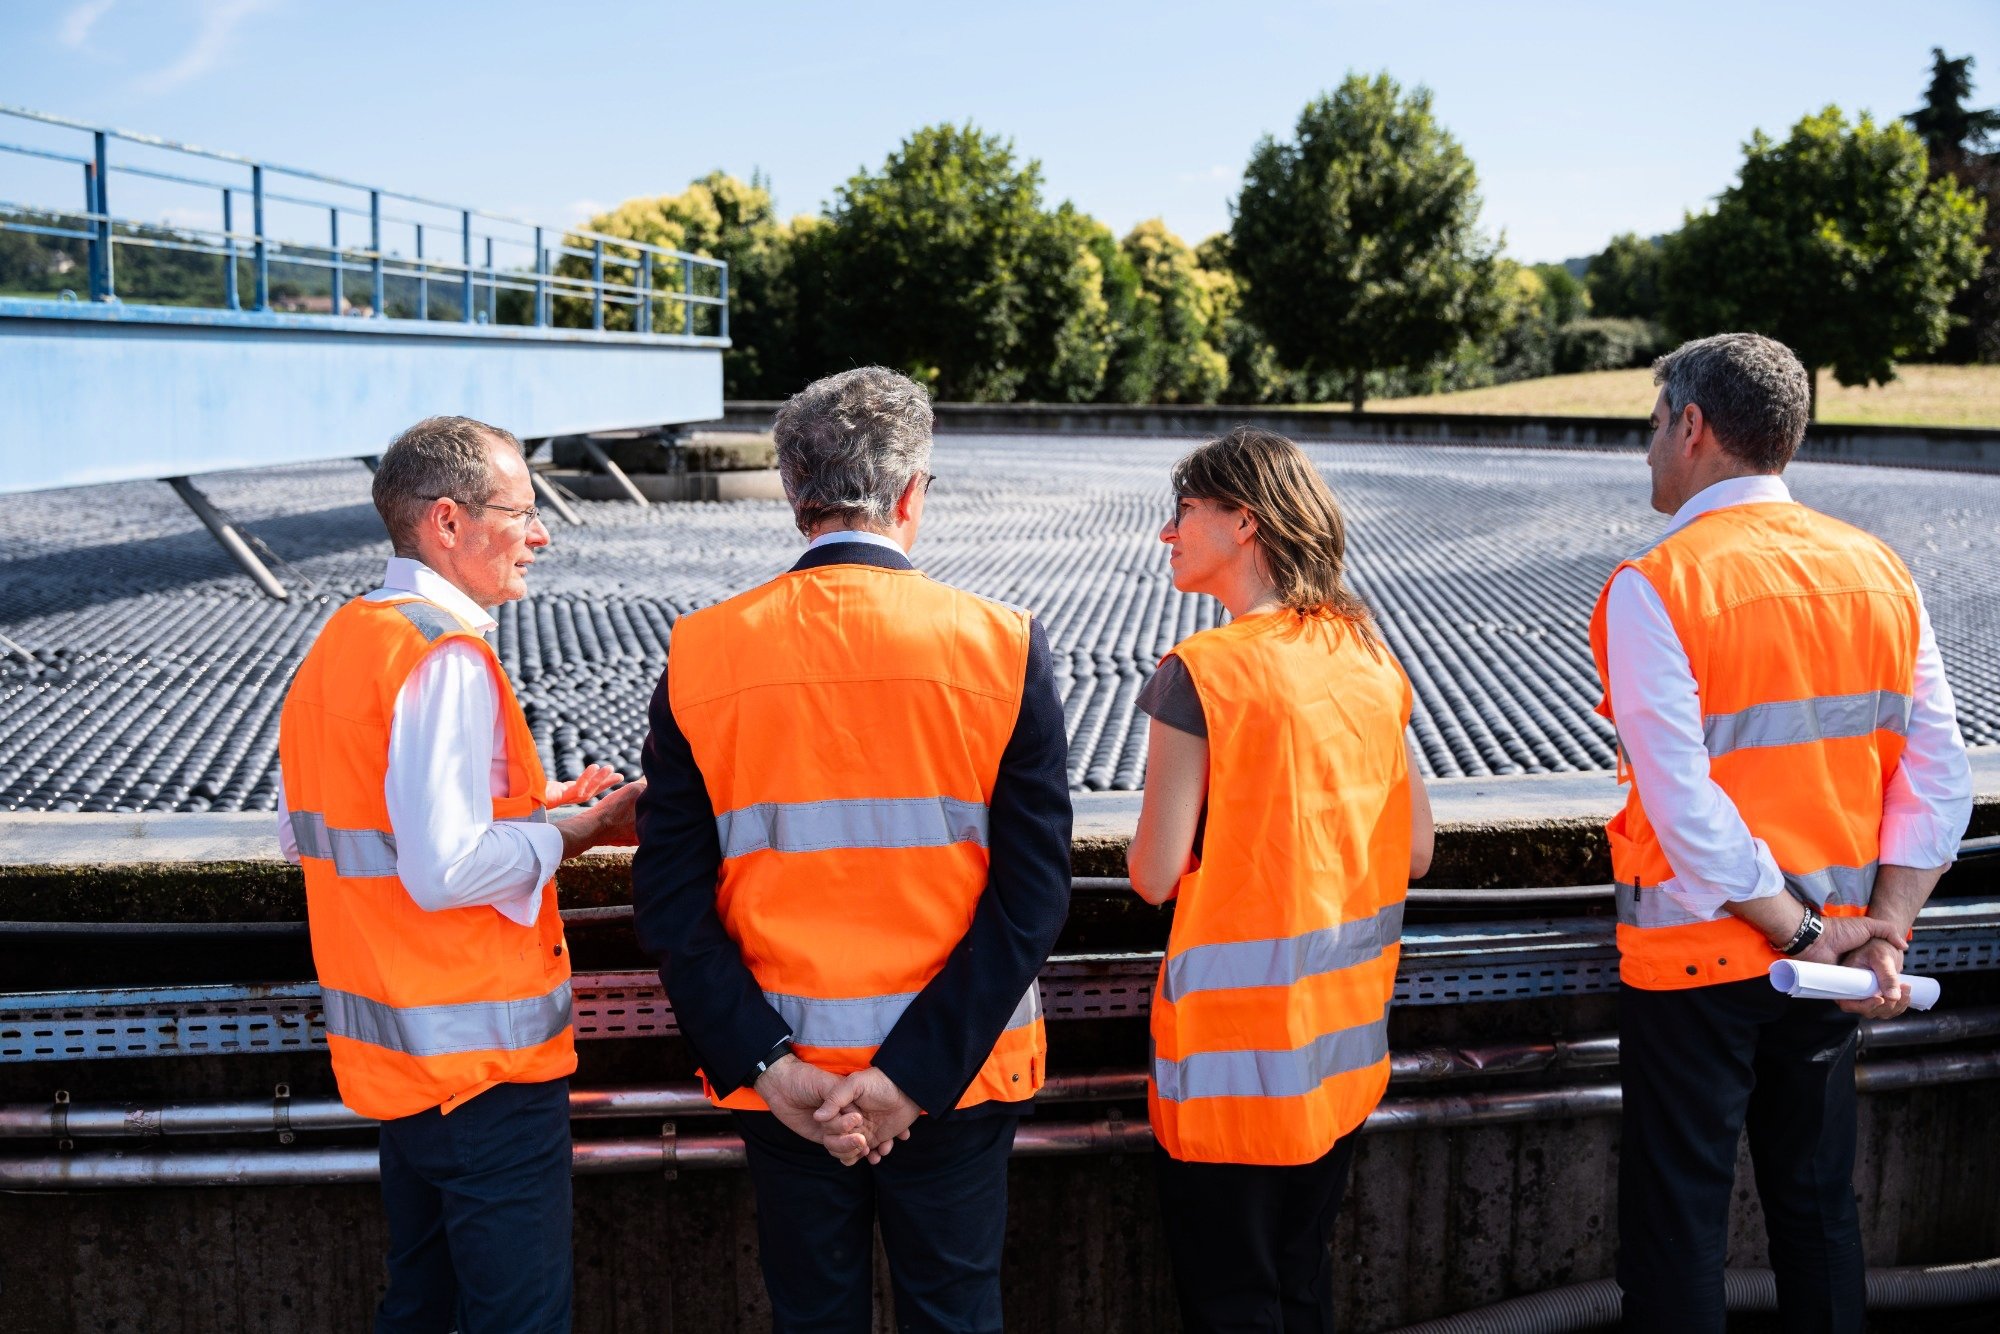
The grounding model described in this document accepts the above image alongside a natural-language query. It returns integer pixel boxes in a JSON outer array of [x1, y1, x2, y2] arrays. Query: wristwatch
[[1780, 903, 1825, 957], [748, 1035, 795, 1084]]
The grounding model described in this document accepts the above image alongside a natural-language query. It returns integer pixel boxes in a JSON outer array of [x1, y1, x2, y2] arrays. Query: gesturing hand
[[1835, 934, 1915, 1020], [545, 764, 625, 810], [755, 1056, 872, 1165], [814, 1067, 920, 1165]]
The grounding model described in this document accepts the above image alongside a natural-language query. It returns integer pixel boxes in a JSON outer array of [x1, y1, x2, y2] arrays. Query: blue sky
[[2, 0, 1996, 264]]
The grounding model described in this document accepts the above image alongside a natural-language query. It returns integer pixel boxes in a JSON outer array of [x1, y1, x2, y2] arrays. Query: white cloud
[[135, 0, 278, 95], [59, 0, 117, 48], [565, 198, 609, 224], [1174, 164, 1237, 185]]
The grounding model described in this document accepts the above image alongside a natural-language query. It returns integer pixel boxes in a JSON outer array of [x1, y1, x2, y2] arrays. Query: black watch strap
[[747, 1035, 794, 1084], [1781, 904, 1825, 957]]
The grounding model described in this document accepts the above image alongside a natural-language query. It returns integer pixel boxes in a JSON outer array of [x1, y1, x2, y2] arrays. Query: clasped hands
[[1796, 913, 1915, 1020], [755, 1054, 919, 1167]]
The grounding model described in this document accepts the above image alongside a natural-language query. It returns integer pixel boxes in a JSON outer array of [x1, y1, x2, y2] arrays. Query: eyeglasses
[[924, 472, 938, 493], [454, 498, 542, 527]]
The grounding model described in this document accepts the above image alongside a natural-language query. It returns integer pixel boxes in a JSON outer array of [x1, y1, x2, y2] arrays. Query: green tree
[[1908, 47, 2000, 176], [563, 173, 807, 397], [1090, 220, 1229, 403], [1660, 106, 1987, 413], [1229, 73, 1503, 410], [1907, 49, 2000, 364], [1585, 233, 1662, 321], [1529, 262, 1590, 325], [815, 123, 1107, 401]]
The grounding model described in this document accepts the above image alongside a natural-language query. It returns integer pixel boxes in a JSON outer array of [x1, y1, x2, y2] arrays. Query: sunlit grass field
[[1346, 365, 2000, 428]]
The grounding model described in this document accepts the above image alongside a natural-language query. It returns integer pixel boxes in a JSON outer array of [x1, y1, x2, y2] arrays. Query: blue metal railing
[[0, 104, 727, 340]]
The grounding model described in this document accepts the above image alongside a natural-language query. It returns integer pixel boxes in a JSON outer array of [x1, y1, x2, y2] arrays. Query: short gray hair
[[772, 367, 933, 537], [373, 416, 522, 557], [1652, 333, 1810, 471]]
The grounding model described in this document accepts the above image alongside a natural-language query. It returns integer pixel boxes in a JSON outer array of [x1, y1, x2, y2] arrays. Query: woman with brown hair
[[1128, 426, 1433, 1332]]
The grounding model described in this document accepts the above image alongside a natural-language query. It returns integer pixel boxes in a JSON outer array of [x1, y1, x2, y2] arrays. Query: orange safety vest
[[669, 562, 1045, 1112], [1588, 502, 1921, 991], [278, 596, 574, 1121], [1149, 611, 1414, 1166]]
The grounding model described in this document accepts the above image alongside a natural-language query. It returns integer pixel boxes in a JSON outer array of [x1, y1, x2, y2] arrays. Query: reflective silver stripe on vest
[[393, 600, 462, 643], [1151, 1008, 1390, 1103], [291, 809, 547, 878], [1702, 690, 1912, 759], [715, 796, 989, 859], [290, 810, 398, 878], [1615, 862, 1878, 928], [322, 979, 572, 1058], [765, 982, 1039, 1050], [1159, 902, 1405, 1006]]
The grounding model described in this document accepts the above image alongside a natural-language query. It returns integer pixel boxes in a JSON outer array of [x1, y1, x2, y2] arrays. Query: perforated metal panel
[[8, 911, 2000, 1063]]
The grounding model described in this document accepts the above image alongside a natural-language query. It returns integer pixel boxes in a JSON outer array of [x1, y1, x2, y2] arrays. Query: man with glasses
[[277, 415, 642, 1333]]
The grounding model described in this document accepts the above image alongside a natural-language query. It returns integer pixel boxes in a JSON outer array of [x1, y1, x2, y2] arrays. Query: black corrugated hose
[[1385, 1259, 2000, 1332]]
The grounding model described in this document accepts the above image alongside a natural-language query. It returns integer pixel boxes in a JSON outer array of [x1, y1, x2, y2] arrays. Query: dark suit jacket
[[630, 539, 1074, 1115]]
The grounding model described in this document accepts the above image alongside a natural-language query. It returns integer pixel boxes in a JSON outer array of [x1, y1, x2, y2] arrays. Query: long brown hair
[[1171, 426, 1380, 646]]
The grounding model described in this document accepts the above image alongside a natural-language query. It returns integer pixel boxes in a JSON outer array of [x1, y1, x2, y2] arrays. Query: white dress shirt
[[1605, 475, 1973, 922], [277, 558, 565, 926]]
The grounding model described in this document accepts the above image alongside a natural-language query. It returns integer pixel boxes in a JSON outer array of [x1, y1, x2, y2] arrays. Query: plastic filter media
[[2, 434, 1996, 811]]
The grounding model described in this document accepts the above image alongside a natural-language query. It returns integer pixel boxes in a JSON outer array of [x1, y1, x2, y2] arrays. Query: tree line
[[4, 54, 1991, 414], [578, 55, 1993, 413]]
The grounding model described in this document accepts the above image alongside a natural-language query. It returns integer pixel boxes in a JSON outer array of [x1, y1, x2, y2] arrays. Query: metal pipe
[[1384, 1259, 2000, 1333], [580, 438, 650, 506], [533, 227, 546, 326], [460, 210, 473, 323], [530, 469, 585, 526], [327, 207, 341, 314], [251, 164, 267, 311], [369, 190, 383, 317], [91, 129, 112, 300], [164, 476, 288, 601], [222, 188, 238, 310], [592, 239, 604, 330], [9, 1050, 1995, 1189], [9, 1036, 1994, 1145]]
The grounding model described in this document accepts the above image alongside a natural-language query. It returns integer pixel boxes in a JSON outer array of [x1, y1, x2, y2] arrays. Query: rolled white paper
[[1768, 960, 1939, 1010]]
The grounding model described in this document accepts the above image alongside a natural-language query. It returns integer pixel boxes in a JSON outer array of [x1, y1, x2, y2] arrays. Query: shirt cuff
[[1880, 811, 1965, 871], [1656, 837, 1786, 921], [490, 822, 565, 927]]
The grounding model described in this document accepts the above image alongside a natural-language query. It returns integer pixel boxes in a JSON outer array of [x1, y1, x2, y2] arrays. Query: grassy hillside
[[1349, 365, 2000, 428]]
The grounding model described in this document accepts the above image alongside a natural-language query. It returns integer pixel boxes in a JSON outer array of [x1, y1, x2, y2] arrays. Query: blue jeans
[[374, 1077, 573, 1334]]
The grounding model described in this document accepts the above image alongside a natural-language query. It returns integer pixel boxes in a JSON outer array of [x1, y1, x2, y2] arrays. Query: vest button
[[1685, 965, 1699, 976], [553, 944, 564, 957], [1718, 958, 1727, 966], [1011, 1074, 1020, 1082]]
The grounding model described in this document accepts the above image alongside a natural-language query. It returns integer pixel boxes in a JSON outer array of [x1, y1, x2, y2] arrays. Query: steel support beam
[[579, 437, 650, 506], [164, 476, 287, 601], [529, 468, 585, 526]]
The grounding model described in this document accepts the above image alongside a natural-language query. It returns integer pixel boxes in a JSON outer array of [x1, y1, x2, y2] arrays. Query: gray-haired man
[[1588, 335, 1971, 1331], [632, 367, 1073, 1332]]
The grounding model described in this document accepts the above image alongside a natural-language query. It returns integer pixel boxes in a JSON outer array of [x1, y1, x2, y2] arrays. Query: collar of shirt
[[370, 557, 498, 634], [1664, 473, 1793, 538], [806, 528, 906, 556]]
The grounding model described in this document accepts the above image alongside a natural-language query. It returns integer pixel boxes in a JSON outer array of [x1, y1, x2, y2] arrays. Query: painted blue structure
[[0, 105, 729, 494]]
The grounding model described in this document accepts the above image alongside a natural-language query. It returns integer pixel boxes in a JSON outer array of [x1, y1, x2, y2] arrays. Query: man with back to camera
[[631, 366, 1073, 1333], [1588, 334, 1972, 1332], [278, 416, 643, 1333]]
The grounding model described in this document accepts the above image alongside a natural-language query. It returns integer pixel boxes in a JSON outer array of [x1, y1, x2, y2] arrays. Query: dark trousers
[[734, 1109, 1017, 1334], [1152, 1132, 1360, 1334], [374, 1077, 573, 1334], [1618, 979, 1864, 1334]]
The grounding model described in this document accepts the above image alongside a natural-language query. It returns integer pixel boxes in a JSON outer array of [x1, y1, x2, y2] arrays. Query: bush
[[1552, 318, 1667, 374]]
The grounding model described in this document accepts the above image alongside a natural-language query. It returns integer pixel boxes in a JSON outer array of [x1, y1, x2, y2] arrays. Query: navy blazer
[[630, 540, 1074, 1115]]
